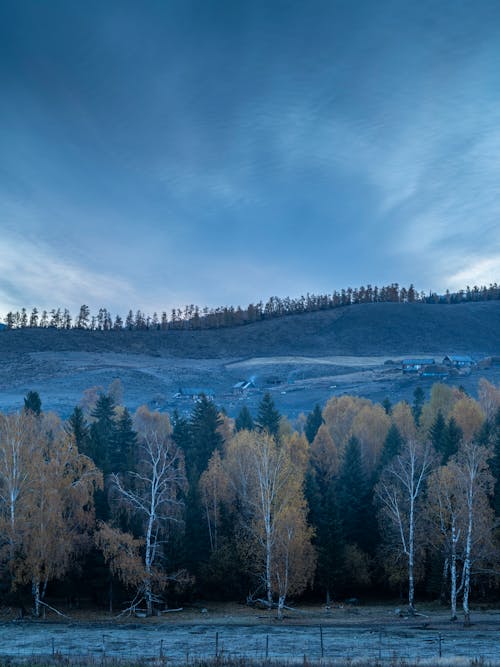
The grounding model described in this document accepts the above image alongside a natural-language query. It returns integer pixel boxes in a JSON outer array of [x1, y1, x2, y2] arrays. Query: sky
[[1, 0, 500, 317]]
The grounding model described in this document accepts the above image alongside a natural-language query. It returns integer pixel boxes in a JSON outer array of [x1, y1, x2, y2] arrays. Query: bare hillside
[[0, 301, 499, 417]]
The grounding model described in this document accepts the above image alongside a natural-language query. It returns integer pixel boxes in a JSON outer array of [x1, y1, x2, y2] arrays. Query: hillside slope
[[1, 301, 499, 357], [0, 301, 498, 417]]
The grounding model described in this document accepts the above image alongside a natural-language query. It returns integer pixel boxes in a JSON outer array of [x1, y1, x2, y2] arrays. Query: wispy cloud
[[0, 230, 138, 315]]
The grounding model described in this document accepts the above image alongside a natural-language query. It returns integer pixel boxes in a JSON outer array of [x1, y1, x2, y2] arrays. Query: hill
[[0, 301, 499, 417]]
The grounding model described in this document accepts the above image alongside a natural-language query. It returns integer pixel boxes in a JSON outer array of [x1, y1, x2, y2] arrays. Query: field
[[0, 302, 500, 418], [1, 603, 500, 664]]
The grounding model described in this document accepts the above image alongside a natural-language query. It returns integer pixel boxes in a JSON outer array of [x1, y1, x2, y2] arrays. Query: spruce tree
[[337, 436, 371, 551], [235, 405, 254, 431], [23, 390, 42, 416], [412, 387, 425, 426], [110, 408, 137, 473], [188, 395, 223, 478], [379, 423, 403, 471], [256, 392, 281, 440], [89, 394, 117, 474], [305, 467, 344, 602], [66, 406, 90, 453], [430, 410, 448, 462], [444, 417, 462, 463], [382, 397, 392, 415], [305, 404, 324, 444]]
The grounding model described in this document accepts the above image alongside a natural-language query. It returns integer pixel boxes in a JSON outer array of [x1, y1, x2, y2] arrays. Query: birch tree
[[455, 440, 493, 625], [427, 465, 463, 620], [111, 418, 186, 615], [376, 438, 433, 614], [19, 429, 102, 616], [0, 412, 39, 564], [224, 430, 314, 616]]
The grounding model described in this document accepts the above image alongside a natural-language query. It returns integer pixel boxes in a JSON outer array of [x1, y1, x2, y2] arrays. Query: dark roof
[[443, 355, 473, 363]]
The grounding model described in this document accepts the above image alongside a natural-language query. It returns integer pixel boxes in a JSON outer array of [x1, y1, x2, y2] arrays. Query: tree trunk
[[462, 482, 474, 627], [408, 493, 415, 615], [450, 553, 457, 621], [277, 595, 286, 620], [32, 579, 41, 618]]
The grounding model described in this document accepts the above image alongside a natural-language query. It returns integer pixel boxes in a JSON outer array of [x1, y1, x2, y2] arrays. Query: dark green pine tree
[[256, 392, 281, 440], [89, 394, 117, 474], [305, 467, 345, 603], [412, 387, 425, 426], [381, 397, 392, 415], [429, 410, 448, 462], [235, 405, 254, 432], [305, 404, 324, 444], [188, 395, 223, 479], [172, 410, 192, 453], [66, 406, 90, 454], [110, 408, 137, 474], [443, 417, 462, 463], [24, 390, 42, 416], [378, 423, 403, 471], [337, 436, 372, 553], [183, 397, 224, 590]]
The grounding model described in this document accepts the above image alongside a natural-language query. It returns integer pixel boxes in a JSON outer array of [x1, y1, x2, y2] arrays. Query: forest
[[2, 282, 500, 332], [1, 379, 500, 624]]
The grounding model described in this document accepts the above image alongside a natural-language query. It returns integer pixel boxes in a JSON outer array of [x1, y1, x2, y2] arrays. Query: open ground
[[1, 603, 500, 663]]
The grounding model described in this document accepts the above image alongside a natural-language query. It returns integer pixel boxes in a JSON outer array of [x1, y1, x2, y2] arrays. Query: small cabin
[[443, 355, 474, 368], [402, 358, 435, 373], [233, 379, 256, 394], [421, 364, 449, 378]]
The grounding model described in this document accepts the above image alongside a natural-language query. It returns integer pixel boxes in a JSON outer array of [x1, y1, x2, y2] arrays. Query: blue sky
[[1, 0, 500, 316]]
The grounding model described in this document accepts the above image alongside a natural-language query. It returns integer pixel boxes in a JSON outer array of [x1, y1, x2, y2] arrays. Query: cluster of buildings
[[401, 355, 475, 378]]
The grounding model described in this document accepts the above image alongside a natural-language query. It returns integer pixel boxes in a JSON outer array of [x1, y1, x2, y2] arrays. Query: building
[[442, 355, 474, 368], [420, 364, 449, 378], [233, 379, 256, 394], [176, 387, 215, 400], [402, 358, 435, 373]]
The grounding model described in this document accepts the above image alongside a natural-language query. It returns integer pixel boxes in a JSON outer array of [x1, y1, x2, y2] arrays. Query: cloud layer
[[1, 0, 499, 315]]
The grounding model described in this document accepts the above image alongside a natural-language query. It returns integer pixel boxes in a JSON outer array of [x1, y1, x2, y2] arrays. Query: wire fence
[[0, 624, 498, 666]]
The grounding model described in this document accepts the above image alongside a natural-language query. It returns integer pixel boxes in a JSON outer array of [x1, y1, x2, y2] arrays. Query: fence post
[[215, 631, 219, 658], [320, 625, 324, 658], [266, 634, 269, 660], [438, 633, 442, 658], [52, 638, 55, 657]]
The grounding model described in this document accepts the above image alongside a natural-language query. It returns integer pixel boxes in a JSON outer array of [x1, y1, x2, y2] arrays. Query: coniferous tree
[[305, 463, 344, 603], [305, 404, 324, 444], [444, 416, 462, 463], [183, 397, 223, 588], [337, 436, 370, 551], [171, 410, 192, 453], [66, 405, 90, 453], [89, 394, 117, 474], [188, 396, 223, 479], [430, 410, 448, 462], [256, 392, 281, 440], [382, 397, 392, 415], [379, 423, 403, 471], [23, 391, 42, 416], [412, 387, 425, 426], [235, 405, 254, 432], [111, 408, 137, 473]]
